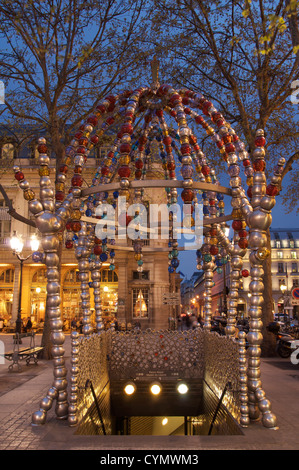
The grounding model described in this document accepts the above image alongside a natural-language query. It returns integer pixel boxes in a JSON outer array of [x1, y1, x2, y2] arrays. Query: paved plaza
[[0, 333, 299, 452]]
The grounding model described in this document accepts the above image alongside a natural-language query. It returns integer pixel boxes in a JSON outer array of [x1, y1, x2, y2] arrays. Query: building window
[[1, 142, 15, 159], [133, 270, 149, 280], [100, 269, 118, 283], [291, 251, 297, 259], [278, 262, 284, 273], [0, 199, 11, 244], [277, 251, 283, 259], [132, 288, 149, 319], [293, 279, 299, 287], [32, 269, 47, 283], [292, 263, 298, 273], [275, 240, 281, 248], [0, 268, 14, 283], [64, 269, 80, 283]]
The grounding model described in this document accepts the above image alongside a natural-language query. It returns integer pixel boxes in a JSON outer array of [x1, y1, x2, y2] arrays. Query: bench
[[1, 332, 44, 372]]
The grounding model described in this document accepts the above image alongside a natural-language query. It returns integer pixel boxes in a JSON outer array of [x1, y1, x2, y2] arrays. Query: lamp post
[[280, 283, 287, 320], [10, 231, 40, 334]]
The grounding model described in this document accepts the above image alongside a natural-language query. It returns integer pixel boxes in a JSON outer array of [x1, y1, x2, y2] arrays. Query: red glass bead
[[195, 115, 204, 125], [243, 159, 251, 167], [181, 189, 194, 202], [106, 116, 115, 125], [71, 175, 83, 187], [201, 165, 210, 176], [255, 136, 266, 147], [59, 164, 68, 174], [242, 269, 249, 277], [101, 166, 110, 176], [15, 171, 24, 181], [225, 143, 235, 153], [167, 161, 175, 171], [79, 138, 88, 147], [181, 144, 191, 155], [169, 170, 176, 179], [210, 245, 219, 255], [118, 166, 131, 178], [238, 238, 248, 249], [253, 159, 266, 171], [189, 135, 197, 145], [266, 184, 278, 196], [87, 115, 98, 126], [94, 245, 103, 255], [216, 139, 224, 149], [163, 136, 172, 146], [119, 143, 131, 154], [202, 100, 212, 115], [71, 221, 81, 232], [238, 229, 248, 238], [211, 112, 223, 123], [38, 144, 47, 154], [247, 186, 252, 198], [223, 134, 232, 144], [96, 104, 106, 114], [232, 220, 243, 231], [135, 159, 143, 169], [210, 228, 217, 237], [121, 123, 134, 136], [91, 135, 99, 145], [55, 191, 65, 201], [66, 222, 72, 231], [135, 169, 142, 179], [65, 240, 73, 249]]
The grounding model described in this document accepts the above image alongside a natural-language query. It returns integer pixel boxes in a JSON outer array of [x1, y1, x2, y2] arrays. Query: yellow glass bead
[[220, 148, 226, 153], [71, 209, 82, 220], [105, 158, 112, 167], [206, 127, 214, 136], [121, 189, 130, 201], [232, 208, 243, 219], [210, 237, 218, 245], [257, 248, 270, 260], [241, 220, 247, 229], [134, 254, 142, 261], [23, 189, 35, 201], [64, 157, 72, 165], [246, 177, 253, 186], [195, 165, 202, 172], [39, 166, 50, 176], [55, 182, 65, 192], [205, 176, 212, 183], [218, 201, 225, 208], [119, 156, 130, 165]]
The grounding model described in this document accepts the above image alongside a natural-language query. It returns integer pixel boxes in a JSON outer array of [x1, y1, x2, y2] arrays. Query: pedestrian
[[25, 317, 32, 333]]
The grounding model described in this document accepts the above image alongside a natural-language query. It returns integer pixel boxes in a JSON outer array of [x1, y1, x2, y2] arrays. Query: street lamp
[[10, 231, 40, 334]]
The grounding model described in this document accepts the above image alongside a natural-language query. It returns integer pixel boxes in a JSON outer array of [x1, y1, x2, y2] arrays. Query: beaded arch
[[12, 73, 284, 429]]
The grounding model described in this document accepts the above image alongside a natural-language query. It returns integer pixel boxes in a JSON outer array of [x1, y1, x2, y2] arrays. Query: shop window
[[0, 268, 14, 283], [292, 263, 298, 273], [64, 269, 80, 283], [132, 288, 149, 319], [100, 269, 118, 283], [32, 269, 47, 283]]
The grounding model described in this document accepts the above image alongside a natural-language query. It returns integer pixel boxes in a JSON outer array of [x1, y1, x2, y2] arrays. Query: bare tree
[[148, 0, 299, 354], [0, 0, 148, 357]]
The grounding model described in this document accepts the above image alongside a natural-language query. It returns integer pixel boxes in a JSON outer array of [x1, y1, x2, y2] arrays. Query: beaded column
[[75, 222, 93, 336], [238, 330, 250, 427], [246, 130, 277, 428], [68, 331, 80, 426], [15, 138, 72, 425]]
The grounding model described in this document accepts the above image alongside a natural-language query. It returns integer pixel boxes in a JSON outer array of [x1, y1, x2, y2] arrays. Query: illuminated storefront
[[0, 268, 14, 321]]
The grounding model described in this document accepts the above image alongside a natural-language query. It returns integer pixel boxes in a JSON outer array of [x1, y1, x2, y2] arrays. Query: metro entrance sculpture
[[11, 62, 283, 431]]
